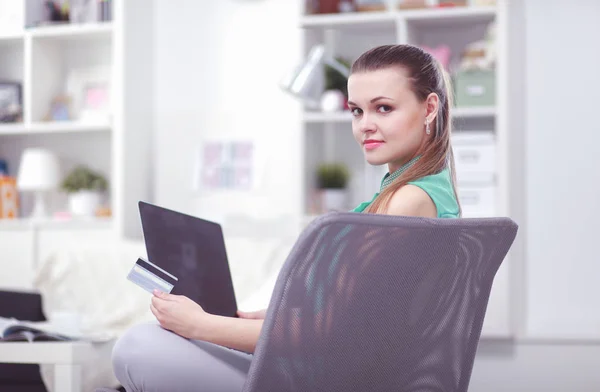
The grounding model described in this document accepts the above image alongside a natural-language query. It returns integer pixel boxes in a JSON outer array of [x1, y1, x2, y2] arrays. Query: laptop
[[138, 201, 238, 318]]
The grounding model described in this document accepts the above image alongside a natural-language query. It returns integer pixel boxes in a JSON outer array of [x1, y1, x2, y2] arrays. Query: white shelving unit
[[0, 121, 111, 135], [299, 1, 514, 338], [26, 21, 113, 38], [300, 5, 496, 28], [0, 0, 153, 290]]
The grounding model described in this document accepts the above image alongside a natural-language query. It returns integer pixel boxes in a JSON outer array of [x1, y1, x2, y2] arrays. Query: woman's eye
[[377, 105, 392, 113], [350, 108, 362, 116]]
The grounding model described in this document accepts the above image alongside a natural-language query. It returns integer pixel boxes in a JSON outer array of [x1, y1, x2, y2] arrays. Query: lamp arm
[[324, 58, 350, 78]]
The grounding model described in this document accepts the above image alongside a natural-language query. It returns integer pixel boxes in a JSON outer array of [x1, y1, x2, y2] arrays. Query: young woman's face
[[347, 67, 430, 173]]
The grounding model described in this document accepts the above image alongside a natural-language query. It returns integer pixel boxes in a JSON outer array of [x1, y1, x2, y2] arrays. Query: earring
[[425, 120, 431, 135]]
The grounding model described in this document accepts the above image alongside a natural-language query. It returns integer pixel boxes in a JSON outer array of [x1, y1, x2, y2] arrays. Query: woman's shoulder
[[386, 184, 438, 218], [406, 168, 459, 218]]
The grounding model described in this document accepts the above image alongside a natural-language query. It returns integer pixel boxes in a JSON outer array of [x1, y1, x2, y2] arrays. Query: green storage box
[[453, 70, 496, 107]]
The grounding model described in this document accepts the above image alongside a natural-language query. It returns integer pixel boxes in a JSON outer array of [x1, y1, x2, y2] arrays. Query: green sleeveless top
[[352, 158, 460, 218]]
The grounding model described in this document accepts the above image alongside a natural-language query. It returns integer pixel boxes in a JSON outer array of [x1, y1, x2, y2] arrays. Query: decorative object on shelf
[[0, 82, 23, 123], [458, 21, 496, 71], [320, 55, 351, 112], [66, 66, 111, 123], [45, 0, 70, 23], [17, 148, 61, 219], [454, 70, 495, 107], [46, 95, 72, 121], [0, 176, 19, 219], [338, 1, 356, 12], [454, 21, 496, 107], [70, 0, 99, 23], [315, 0, 341, 14], [80, 83, 110, 123], [320, 90, 347, 113], [397, 0, 428, 9], [0, 159, 7, 176], [95, 206, 112, 218], [421, 45, 452, 71], [61, 165, 108, 217], [355, 0, 386, 12], [398, 0, 467, 8], [0, 0, 24, 34], [438, 0, 467, 7], [316, 162, 350, 212], [305, 0, 318, 14], [99, 0, 112, 21], [280, 45, 350, 110]]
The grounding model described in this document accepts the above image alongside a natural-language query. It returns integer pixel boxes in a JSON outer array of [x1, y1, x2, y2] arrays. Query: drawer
[[452, 132, 496, 185], [454, 70, 496, 107], [458, 185, 496, 218]]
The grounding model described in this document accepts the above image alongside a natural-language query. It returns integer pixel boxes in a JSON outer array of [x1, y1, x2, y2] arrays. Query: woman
[[111, 44, 460, 391]]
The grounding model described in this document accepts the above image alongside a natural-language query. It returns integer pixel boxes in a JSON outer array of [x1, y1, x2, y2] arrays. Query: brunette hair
[[351, 44, 460, 215]]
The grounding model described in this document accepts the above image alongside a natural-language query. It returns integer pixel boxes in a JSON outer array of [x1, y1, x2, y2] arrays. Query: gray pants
[[112, 323, 253, 392]]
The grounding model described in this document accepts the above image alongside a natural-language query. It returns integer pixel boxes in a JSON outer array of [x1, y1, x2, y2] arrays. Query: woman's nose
[[358, 114, 376, 134]]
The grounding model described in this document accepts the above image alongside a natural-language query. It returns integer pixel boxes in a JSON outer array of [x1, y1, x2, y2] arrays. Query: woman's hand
[[237, 309, 267, 320], [150, 290, 211, 340]]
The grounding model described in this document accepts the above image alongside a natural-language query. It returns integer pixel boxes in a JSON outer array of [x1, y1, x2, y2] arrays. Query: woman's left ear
[[425, 92, 440, 124]]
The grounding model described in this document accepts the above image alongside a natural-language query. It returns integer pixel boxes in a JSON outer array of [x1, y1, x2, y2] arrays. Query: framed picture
[[194, 140, 257, 192], [65, 66, 111, 123], [80, 83, 110, 123], [0, 82, 22, 123]]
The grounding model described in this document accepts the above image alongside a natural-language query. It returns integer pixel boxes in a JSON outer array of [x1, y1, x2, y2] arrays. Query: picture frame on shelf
[[80, 83, 110, 124], [0, 82, 23, 123], [65, 66, 111, 123], [194, 140, 256, 192]]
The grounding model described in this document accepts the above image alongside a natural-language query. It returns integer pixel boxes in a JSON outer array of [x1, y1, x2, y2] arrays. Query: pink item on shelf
[[422, 45, 452, 70], [53, 211, 73, 221]]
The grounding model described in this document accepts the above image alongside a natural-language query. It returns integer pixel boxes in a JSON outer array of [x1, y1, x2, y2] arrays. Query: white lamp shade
[[17, 148, 61, 191], [280, 44, 350, 107]]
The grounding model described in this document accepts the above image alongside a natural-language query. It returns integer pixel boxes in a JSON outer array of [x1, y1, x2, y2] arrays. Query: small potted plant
[[316, 162, 350, 212], [61, 165, 108, 217]]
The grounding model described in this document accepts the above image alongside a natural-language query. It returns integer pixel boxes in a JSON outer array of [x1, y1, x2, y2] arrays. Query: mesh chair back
[[243, 213, 518, 392]]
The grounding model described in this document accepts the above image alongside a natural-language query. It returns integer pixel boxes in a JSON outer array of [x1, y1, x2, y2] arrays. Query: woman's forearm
[[195, 315, 264, 354]]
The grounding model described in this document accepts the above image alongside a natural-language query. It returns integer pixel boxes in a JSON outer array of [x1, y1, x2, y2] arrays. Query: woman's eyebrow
[[370, 96, 393, 103], [347, 96, 394, 106]]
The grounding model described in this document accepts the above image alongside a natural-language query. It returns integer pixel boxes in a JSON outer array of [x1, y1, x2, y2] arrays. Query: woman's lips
[[363, 140, 384, 151]]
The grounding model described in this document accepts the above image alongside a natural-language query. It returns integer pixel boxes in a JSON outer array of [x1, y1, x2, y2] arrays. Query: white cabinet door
[[0, 229, 34, 290]]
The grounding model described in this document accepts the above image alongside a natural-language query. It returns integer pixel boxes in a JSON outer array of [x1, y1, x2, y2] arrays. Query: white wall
[[152, 1, 600, 390], [153, 0, 303, 224], [469, 1, 600, 390], [469, 341, 600, 391], [523, 0, 600, 340]]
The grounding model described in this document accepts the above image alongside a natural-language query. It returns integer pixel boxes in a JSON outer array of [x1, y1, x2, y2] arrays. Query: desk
[[0, 341, 115, 392]]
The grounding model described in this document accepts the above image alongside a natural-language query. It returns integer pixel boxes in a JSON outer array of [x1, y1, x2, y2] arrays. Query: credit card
[[127, 258, 178, 294]]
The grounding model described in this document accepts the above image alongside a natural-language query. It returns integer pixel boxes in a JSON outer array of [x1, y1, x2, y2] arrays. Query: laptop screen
[[138, 202, 238, 318]]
